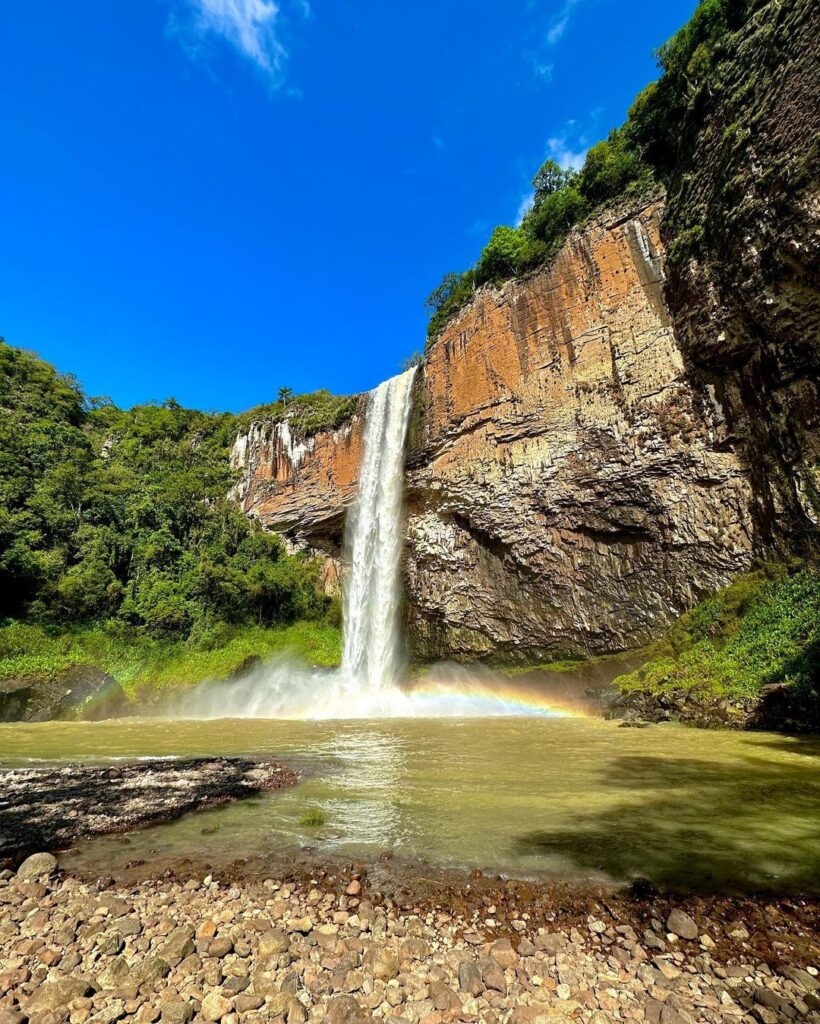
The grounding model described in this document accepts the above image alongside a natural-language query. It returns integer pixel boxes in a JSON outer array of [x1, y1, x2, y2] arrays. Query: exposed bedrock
[[230, 403, 367, 596], [232, 199, 768, 661], [231, 0, 820, 663], [404, 200, 757, 660], [659, 0, 820, 548]]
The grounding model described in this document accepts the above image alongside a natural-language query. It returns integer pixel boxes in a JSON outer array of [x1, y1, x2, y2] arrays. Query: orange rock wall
[[404, 198, 757, 658], [231, 407, 365, 546], [234, 198, 759, 658]]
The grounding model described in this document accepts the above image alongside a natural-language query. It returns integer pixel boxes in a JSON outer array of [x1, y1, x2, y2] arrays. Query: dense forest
[[426, 0, 768, 337], [0, 340, 344, 664]]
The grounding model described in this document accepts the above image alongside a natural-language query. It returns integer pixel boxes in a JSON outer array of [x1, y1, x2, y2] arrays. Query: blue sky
[[1, 0, 696, 412]]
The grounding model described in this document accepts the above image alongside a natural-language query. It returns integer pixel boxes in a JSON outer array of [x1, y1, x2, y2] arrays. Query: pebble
[[666, 909, 699, 941], [0, 867, 815, 1024]]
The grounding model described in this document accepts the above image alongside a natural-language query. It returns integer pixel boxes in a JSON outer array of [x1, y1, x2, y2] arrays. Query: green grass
[[613, 564, 819, 699], [0, 619, 342, 697], [299, 809, 328, 828]]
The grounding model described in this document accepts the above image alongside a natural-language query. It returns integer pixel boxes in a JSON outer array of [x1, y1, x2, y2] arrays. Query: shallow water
[[2, 716, 819, 894]]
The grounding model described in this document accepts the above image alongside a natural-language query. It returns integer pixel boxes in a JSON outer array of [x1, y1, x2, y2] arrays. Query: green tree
[[531, 159, 576, 207], [0, 339, 333, 641]]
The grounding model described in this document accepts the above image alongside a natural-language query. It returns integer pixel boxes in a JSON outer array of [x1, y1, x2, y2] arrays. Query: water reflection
[[310, 729, 406, 848]]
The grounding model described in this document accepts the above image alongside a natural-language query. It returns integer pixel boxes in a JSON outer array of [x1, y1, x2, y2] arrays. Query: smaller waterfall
[[341, 368, 416, 692]]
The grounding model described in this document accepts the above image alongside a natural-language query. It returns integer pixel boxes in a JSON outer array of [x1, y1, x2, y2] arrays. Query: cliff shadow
[[513, 747, 820, 895]]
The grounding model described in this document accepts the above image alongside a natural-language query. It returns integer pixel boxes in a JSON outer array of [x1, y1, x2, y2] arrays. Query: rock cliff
[[233, 198, 763, 660], [404, 199, 756, 660], [231, 406, 366, 594], [659, 0, 819, 548], [230, 2, 818, 662]]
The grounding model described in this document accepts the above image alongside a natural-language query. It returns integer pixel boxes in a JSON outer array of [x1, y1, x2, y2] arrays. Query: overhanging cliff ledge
[[230, 0, 819, 662]]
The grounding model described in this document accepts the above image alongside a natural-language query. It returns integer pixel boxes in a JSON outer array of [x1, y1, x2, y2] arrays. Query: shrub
[[578, 129, 651, 207], [615, 565, 820, 699], [475, 226, 546, 286], [521, 185, 588, 250]]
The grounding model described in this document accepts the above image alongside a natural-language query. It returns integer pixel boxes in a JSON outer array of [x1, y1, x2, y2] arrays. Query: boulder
[[156, 926, 195, 965], [666, 909, 698, 941], [160, 999, 193, 1024], [27, 978, 93, 1012], [0, 666, 126, 723], [201, 993, 232, 1022], [368, 947, 398, 982], [258, 928, 290, 958], [324, 995, 372, 1024], [458, 960, 483, 996], [478, 957, 507, 995], [17, 852, 58, 880]]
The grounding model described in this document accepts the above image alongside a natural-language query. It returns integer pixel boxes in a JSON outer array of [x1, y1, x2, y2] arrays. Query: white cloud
[[516, 191, 535, 226], [195, 0, 283, 70], [545, 0, 581, 47], [171, 0, 309, 85], [545, 135, 588, 170]]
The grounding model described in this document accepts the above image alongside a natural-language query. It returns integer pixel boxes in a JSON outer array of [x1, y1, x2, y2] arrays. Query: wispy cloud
[[545, 0, 581, 46], [432, 136, 445, 151], [531, 60, 553, 83], [515, 192, 535, 226], [514, 115, 597, 223], [545, 134, 588, 171], [170, 0, 309, 87]]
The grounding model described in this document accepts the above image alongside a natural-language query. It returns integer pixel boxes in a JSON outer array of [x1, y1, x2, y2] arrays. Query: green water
[[2, 716, 819, 894]]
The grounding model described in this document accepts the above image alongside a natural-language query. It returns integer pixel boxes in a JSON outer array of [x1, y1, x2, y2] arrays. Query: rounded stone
[[17, 852, 58, 881], [666, 909, 699, 941]]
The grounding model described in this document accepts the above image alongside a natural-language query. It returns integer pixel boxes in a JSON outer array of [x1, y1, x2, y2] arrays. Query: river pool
[[2, 716, 818, 894]]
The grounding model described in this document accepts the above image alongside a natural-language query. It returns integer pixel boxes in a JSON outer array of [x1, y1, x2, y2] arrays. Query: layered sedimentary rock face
[[230, 410, 366, 594], [404, 199, 757, 660], [232, 198, 762, 660], [659, 0, 819, 545], [231, 411, 366, 541]]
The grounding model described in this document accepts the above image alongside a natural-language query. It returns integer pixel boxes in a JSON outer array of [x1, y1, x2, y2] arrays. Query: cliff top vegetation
[[426, 0, 769, 340], [236, 388, 360, 440]]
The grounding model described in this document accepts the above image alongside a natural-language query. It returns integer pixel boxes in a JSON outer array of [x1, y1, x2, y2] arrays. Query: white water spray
[[341, 368, 416, 692], [170, 368, 564, 719]]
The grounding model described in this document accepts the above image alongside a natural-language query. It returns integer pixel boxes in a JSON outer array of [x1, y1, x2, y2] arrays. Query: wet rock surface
[[605, 681, 820, 733], [0, 759, 296, 862], [0, 668, 127, 724], [0, 862, 817, 1024]]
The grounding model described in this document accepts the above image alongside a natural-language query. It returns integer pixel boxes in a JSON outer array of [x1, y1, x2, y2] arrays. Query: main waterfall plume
[[341, 368, 416, 691], [172, 368, 564, 719]]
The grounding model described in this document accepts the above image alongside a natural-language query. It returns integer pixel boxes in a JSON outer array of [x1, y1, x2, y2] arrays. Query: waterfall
[[172, 364, 562, 718], [341, 367, 416, 691]]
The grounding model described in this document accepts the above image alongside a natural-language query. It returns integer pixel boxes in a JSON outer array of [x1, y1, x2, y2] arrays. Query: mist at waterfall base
[[171, 370, 570, 721]]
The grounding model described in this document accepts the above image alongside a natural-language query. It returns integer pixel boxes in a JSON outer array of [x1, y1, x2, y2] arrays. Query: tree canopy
[[0, 339, 333, 645]]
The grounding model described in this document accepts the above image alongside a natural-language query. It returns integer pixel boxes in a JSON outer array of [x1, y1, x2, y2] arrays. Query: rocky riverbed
[[0, 759, 296, 861], [1, 855, 818, 1024]]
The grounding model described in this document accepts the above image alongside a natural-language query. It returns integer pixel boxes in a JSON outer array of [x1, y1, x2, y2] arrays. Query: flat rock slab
[[0, 757, 296, 860]]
